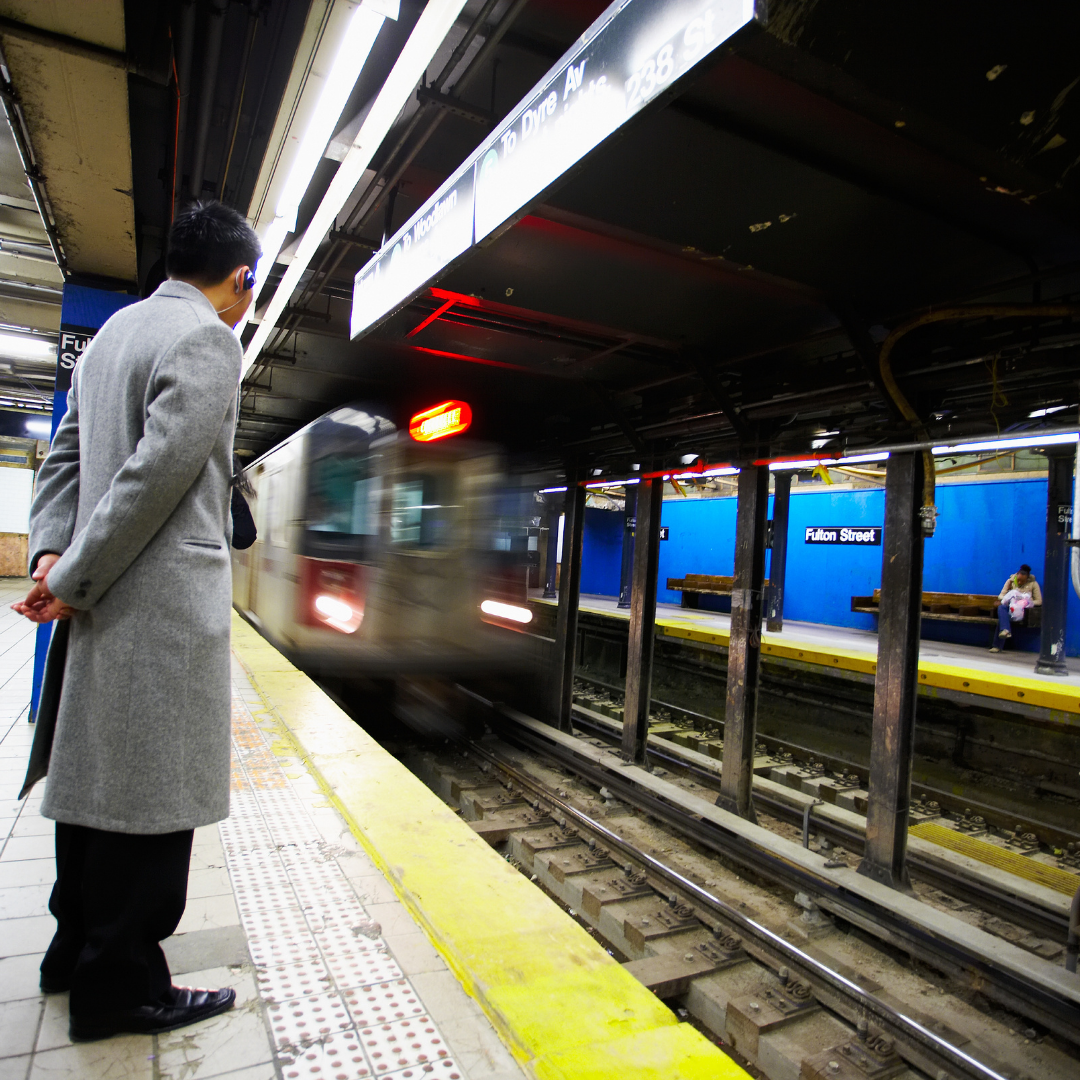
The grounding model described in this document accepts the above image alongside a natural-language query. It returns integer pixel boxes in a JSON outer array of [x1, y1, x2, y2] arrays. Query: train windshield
[[302, 449, 381, 561], [390, 473, 456, 549]]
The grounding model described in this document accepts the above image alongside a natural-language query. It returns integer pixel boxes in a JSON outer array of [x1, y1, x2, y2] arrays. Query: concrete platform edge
[[229, 613, 748, 1080]]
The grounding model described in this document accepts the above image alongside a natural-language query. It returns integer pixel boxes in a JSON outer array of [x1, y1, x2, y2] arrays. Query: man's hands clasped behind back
[[11, 553, 74, 623]]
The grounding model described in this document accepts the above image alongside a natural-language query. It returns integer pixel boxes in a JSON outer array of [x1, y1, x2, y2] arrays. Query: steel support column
[[622, 478, 663, 763], [766, 471, 792, 632], [1035, 446, 1074, 675], [717, 464, 768, 820], [859, 452, 925, 890], [617, 485, 638, 608], [542, 498, 559, 599], [553, 478, 586, 732]]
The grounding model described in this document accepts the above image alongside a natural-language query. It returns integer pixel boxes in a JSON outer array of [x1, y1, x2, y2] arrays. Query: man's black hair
[[166, 200, 261, 284], [1019, 563, 1032, 574]]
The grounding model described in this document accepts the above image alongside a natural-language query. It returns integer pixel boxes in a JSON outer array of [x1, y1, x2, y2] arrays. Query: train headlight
[[314, 593, 360, 633], [480, 600, 533, 624]]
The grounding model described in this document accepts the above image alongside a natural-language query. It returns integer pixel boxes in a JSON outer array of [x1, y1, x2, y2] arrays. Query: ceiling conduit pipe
[[218, 4, 260, 202], [189, 0, 228, 202], [877, 304, 1080, 537], [172, 0, 197, 213]]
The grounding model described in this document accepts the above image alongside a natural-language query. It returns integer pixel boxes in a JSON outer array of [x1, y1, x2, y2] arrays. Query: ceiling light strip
[[541, 429, 1080, 494], [242, 0, 470, 375]]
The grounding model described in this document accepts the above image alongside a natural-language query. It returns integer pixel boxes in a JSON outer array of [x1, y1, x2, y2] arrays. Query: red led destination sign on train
[[409, 400, 472, 442]]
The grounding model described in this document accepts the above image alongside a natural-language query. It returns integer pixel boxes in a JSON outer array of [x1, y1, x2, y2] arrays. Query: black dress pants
[[41, 822, 194, 1016]]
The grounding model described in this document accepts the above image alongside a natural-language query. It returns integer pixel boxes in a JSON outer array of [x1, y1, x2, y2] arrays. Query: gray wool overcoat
[[28, 280, 241, 834]]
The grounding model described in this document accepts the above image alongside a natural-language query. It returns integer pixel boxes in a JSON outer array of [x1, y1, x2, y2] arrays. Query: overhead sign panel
[[352, 0, 761, 339], [474, 0, 757, 243], [351, 168, 475, 339]]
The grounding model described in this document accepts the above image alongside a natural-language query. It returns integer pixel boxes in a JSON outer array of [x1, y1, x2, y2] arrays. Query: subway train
[[232, 402, 537, 679]]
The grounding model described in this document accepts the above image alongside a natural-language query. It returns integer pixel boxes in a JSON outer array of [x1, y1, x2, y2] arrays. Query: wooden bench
[[851, 589, 1042, 629], [667, 574, 770, 609]]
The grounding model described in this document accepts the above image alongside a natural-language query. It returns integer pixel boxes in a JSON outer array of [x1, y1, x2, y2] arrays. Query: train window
[[390, 474, 455, 548], [302, 451, 381, 561], [269, 469, 292, 548]]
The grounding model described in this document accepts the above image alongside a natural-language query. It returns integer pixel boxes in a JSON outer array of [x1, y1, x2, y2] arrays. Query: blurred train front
[[232, 403, 537, 680]]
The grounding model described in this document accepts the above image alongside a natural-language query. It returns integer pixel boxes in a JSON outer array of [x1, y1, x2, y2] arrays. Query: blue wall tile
[[580, 506, 624, 596], [578, 477, 1079, 655]]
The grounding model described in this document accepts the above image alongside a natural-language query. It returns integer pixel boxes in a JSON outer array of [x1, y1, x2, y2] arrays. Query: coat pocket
[[182, 538, 223, 550]]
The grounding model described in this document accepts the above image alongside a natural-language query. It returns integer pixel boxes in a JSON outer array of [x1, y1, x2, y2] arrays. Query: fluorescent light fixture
[[539, 486, 567, 494], [0, 332, 55, 362], [680, 453, 699, 465], [769, 452, 890, 471], [244, 0, 394, 320], [243, 0, 469, 373], [24, 418, 51, 437], [932, 432, 1079, 454], [480, 599, 533, 624], [1028, 404, 1072, 418], [700, 467, 740, 477], [833, 453, 890, 465], [275, 5, 386, 230]]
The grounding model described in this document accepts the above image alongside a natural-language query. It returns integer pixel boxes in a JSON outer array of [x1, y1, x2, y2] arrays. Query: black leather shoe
[[69, 986, 236, 1042], [39, 975, 71, 994]]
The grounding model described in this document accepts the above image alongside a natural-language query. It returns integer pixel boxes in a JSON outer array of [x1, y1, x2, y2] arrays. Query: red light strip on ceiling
[[410, 345, 530, 372], [406, 297, 457, 337]]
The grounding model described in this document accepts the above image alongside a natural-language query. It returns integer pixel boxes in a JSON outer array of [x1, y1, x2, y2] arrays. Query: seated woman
[[991, 563, 1042, 651]]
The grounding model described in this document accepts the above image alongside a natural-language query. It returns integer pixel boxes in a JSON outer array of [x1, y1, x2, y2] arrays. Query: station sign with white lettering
[[473, 0, 758, 243], [804, 526, 882, 546], [54, 327, 95, 393], [352, 0, 762, 337]]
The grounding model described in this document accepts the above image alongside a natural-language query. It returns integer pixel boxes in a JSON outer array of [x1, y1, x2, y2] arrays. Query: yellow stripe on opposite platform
[[532, 598, 1080, 720], [230, 614, 747, 1080], [909, 822, 1080, 896]]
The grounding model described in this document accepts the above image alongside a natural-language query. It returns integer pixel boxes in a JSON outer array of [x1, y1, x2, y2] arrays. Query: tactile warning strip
[[223, 696, 465, 1080], [909, 822, 1080, 895]]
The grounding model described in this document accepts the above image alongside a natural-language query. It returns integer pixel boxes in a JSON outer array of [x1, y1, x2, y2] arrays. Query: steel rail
[[568, 667, 1080, 847], [484, 710, 1080, 1052], [463, 733, 1023, 1080], [568, 709, 1070, 942]]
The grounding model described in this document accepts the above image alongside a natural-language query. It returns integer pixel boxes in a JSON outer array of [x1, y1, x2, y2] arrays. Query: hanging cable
[[877, 304, 1080, 536]]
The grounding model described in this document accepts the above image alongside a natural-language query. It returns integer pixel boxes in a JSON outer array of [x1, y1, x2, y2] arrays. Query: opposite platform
[[532, 594, 1080, 721]]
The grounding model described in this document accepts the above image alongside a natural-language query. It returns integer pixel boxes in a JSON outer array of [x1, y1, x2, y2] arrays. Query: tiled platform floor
[[0, 579, 526, 1080]]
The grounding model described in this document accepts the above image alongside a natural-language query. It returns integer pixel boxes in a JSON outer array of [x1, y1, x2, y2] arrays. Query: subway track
[[566, 702, 1074, 945], [572, 668, 1080, 854], [394, 693, 1080, 1080]]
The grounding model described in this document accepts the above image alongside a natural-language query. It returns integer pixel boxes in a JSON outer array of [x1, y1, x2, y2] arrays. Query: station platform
[[0, 578, 745, 1080], [532, 594, 1080, 721]]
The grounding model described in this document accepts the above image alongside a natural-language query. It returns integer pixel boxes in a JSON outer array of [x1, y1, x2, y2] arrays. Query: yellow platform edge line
[[530, 599, 1080, 719], [909, 822, 1080, 897], [229, 614, 747, 1080]]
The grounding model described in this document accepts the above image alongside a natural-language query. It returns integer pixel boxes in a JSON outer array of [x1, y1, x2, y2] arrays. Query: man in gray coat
[[12, 201, 260, 1040]]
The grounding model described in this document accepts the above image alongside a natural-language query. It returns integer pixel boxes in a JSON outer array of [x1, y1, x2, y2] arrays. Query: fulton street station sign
[[351, 0, 763, 338], [804, 527, 882, 546]]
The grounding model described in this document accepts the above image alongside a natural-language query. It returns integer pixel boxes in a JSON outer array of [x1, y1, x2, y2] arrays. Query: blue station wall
[[579, 477, 1079, 656], [579, 507, 624, 596]]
